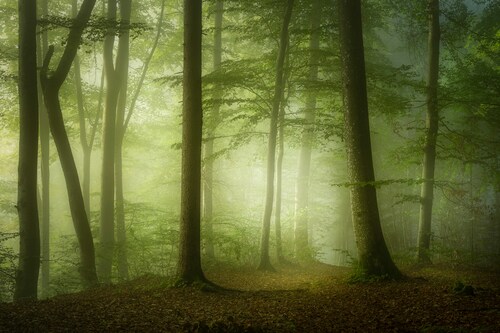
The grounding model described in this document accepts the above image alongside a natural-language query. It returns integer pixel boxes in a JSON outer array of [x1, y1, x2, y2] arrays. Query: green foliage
[[38, 15, 151, 44], [0, 232, 17, 301]]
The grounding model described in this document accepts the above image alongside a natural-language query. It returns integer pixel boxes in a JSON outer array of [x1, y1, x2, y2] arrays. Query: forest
[[1, 0, 499, 331]]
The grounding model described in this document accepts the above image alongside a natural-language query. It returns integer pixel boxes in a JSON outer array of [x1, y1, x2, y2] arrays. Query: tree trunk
[[73, 49, 90, 217], [37, 0, 50, 299], [417, 0, 440, 265], [258, 0, 294, 272], [40, 0, 99, 288], [178, 0, 206, 283], [275, 87, 287, 264], [203, 0, 223, 260], [99, 0, 119, 283], [115, 0, 132, 281], [337, 0, 401, 278], [294, 0, 321, 260], [15, 0, 40, 301]]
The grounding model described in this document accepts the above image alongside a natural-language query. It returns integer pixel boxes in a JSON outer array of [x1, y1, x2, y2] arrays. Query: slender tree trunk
[[40, 0, 99, 288], [294, 0, 321, 260], [178, 0, 206, 283], [275, 89, 287, 264], [72, 48, 91, 217], [417, 0, 440, 265], [115, 0, 132, 281], [15, 0, 40, 301], [99, 0, 119, 283], [203, 0, 223, 260], [258, 0, 294, 272], [37, 0, 50, 299], [337, 0, 401, 278]]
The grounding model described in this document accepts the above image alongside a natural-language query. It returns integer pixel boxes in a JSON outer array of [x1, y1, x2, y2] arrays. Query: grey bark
[[417, 0, 440, 265]]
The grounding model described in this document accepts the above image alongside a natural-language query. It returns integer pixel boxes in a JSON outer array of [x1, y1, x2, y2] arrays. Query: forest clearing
[[1, 262, 499, 332]]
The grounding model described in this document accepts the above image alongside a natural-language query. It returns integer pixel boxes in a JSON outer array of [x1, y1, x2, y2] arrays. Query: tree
[[337, 0, 401, 278], [15, 0, 41, 301], [203, 0, 224, 260], [37, 0, 50, 299], [98, 0, 119, 283], [258, 0, 294, 272], [115, 0, 132, 281], [40, 0, 98, 288], [417, 0, 440, 265], [294, 0, 321, 260], [177, 0, 206, 283]]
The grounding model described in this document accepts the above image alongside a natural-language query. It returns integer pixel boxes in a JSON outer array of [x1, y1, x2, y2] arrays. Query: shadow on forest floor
[[1, 262, 499, 332]]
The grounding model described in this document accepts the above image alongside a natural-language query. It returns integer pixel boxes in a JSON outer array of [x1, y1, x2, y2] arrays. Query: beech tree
[[15, 0, 41, 301], [178, 0, 206, 283], [417, 0, 440, 265], [36, 0, 50, 298], [258, 0, 294, 272], [294, 0, 321, 260], [202, 0, 224, 260], [337, 0, 401, 278], [40, 0, 98, 288]]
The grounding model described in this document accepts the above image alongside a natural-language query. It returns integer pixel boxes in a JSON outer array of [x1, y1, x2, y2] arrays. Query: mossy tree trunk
[[337, 0, 401, 279]]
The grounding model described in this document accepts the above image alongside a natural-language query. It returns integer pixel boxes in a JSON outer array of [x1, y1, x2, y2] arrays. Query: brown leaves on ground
[[1, 262, 499, 332]]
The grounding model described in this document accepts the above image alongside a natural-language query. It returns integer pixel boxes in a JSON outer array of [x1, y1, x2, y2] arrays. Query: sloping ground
[[0, 263, 499, 332]]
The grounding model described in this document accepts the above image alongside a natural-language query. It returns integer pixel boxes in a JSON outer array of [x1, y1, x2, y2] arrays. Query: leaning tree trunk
[[203, 0, 223, 260], [40, 0, 99, 288], [337, 0, 401, 278], [258, 0, 294, 272], [294, 0, 321, 260], [178, 0, 207, 283], [37, 0, 50, 299], [15, 0, 41, 301], [417, 0, 440, 265]]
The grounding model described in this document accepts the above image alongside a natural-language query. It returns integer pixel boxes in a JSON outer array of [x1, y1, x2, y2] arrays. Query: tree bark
[[115, 0, 132, 281], [337, 0, 401, 278], [178, 0, 206, 283], [37, 0, 50, 299], [203, 0, 223, 260], [417, 0, 440, 265], [15, 0, 41, 301], [275, 81, 288, 264], [258, 0, 294, 272], [40, 0, 99, 288], [294, 0, 321, 260]]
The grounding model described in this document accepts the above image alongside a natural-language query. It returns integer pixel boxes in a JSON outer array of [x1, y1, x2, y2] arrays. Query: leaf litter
[[0, 262, 499, 332]]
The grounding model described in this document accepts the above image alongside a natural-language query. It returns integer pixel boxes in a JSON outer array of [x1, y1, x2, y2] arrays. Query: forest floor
[[1, 262, 499, 332]]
